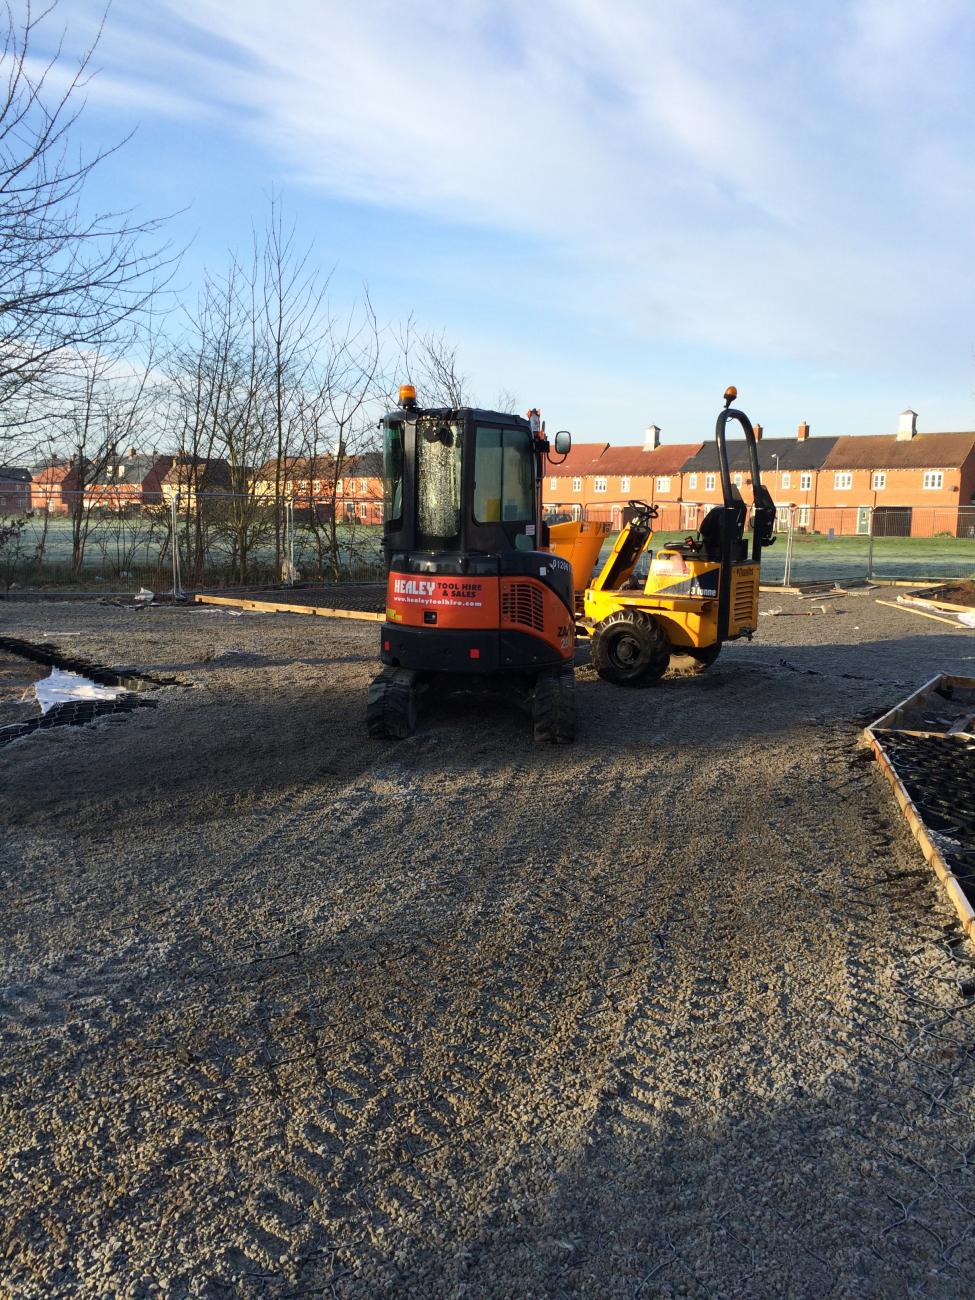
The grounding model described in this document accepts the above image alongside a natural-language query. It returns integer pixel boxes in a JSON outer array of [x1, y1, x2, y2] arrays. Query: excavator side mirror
[[553, 430, 571, 455]]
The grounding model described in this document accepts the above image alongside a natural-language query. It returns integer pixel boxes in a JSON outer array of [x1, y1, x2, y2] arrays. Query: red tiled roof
[[592, 443, 703, 476], [823, 433, 975, 470], [548, 442, 609, 477]]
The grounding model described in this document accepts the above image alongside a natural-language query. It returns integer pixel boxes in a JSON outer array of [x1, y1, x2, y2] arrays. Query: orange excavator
[[367, 388, 576, 741]]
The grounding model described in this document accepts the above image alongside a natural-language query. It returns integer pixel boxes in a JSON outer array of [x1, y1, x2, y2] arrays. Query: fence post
[[285, 498, 295, 586], [866, 506, 875, 581], [782, 506, 795, 588], [170, 491, 183, 600]]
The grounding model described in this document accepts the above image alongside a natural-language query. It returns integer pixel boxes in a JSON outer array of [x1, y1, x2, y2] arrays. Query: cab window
[[474, 426, 533, 523]]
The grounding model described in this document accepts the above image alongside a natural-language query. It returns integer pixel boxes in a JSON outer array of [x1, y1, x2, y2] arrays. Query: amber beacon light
[[399, 383, 417, 407]]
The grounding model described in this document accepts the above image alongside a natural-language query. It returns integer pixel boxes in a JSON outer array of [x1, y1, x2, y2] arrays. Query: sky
[[35, 0, 975, 443]]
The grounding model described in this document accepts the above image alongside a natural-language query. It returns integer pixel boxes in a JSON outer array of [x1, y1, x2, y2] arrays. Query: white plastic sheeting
[[35, 668, 125, 714]]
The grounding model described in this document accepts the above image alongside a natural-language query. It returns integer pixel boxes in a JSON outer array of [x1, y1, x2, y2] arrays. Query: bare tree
[[259, 192, 330, 567], [171, 254, 277, 584], [0, 2, 175, 450], [395, 316, 470, 407], [318, 292, 382, 578]]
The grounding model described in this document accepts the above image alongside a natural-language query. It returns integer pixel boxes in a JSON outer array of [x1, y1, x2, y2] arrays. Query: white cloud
[[52, 0, 975, 421]]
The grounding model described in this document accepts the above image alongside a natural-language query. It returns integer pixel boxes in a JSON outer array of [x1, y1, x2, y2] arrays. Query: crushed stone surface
[[1, 592, 974, 1297]]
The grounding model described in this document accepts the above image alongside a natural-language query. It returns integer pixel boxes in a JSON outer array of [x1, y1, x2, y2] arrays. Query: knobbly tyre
[[368, 387, 576, 742]]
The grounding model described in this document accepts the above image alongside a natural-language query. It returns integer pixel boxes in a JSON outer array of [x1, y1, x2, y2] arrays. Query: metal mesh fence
[[0, 492, 385, 593], [3, 495, 973, 593], [583, 504, 975, 588]]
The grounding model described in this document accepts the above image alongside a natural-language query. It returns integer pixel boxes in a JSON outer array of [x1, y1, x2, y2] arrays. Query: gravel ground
[[1, 592, 974, 1298]]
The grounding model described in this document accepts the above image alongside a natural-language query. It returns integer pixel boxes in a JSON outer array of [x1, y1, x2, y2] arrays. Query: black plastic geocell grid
[[879, 731, 975, 909], [0, 635, 176, 749], [0, 695, 157, 748]]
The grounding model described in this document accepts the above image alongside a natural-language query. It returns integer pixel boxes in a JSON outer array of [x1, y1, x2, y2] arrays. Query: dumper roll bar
[[714, 395, 776, 638]]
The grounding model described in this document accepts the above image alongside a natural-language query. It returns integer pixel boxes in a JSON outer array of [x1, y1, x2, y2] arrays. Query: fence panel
[[0, 492, 385, 593], [868, 506, 975, 582]]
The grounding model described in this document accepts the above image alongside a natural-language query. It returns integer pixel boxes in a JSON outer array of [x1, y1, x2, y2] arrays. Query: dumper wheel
[[592, 610, 669, 687], [687, 643, 721, 673], [532, 666, 575, 743], [367, 668, 418, 739]]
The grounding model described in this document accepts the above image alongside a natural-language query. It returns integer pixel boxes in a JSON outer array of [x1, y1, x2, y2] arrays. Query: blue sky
[[41, 0, 975, 442]]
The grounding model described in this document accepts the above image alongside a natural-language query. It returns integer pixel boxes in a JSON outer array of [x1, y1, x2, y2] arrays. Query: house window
[[799, 472, 812, 491], [336, 479, 343, 494], [594, 476, 607, 493], [923, 471, 944, 489], [656, 476, 671, 493], [781, 472, 791, 489], [872, 472, 886, 490], [705, 473, 716, 492], [359, 502, 369, 518], [688, 473, 698, 490], [550, 477, 557, 490], [571, 476, 582, 492], [834, 472, 852, 490], [733, 472, 743, 488], [620, 476, 630, 493], [359, 478, 368, 493]]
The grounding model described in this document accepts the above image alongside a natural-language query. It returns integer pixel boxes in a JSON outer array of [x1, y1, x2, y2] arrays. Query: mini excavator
[[549, 386, 776, 684], [367, 388, 576, 742]]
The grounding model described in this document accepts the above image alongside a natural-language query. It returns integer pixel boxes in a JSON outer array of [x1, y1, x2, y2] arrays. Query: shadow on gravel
[[445, 1094, 975, 1298]]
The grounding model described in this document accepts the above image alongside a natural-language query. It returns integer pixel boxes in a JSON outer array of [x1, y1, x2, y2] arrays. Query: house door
[[856, 506, 871, 535], [683, 505, 698, 530]]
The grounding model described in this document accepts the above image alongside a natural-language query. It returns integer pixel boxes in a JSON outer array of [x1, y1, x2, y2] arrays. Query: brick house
[[254, 451, 384, 524], [680, 423, 839, 532], [818, 413, 975, 537], [335, 451, 384, 525], [161, 455, 233, 506], [543, 430, 702, 529], [84, 449, 174, 513], [30, 457, 83, 514], [0, 467, 32, 514]]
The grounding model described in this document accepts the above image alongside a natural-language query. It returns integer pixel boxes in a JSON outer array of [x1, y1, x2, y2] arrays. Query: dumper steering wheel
[[628, 499, 658, 520]]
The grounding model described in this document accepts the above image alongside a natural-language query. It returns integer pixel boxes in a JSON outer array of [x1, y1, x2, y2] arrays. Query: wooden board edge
[[865, 729, 975, 943], [900, 594, 975, 614], [875, 599, 968, 628], [194, 593, 385, 622], [865, 673, 948, 732]]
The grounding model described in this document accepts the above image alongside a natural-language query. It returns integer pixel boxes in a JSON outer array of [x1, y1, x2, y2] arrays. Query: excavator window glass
[[416, 417, 462, 547], [383, 420, 404, 527], [473, 426, 533, 524]]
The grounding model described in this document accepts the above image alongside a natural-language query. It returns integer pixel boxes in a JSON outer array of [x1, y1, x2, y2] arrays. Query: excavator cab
[[549, 388, 774, 686], [368, 386, 577, 741]]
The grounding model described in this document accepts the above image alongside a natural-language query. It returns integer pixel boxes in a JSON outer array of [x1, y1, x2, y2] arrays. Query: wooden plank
[[875, 598, 967, 628], [864, 728, 975, 943], [194, 593, 384, 622], [866, 673, 947, 732], [900, 594, 974, 614]]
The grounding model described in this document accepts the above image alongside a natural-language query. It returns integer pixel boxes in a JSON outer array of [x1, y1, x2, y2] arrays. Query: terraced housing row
[[545, 411, 975, 536]]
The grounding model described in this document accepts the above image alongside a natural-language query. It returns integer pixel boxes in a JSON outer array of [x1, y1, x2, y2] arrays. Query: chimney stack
[[797, 421, 809, 442], [644, 424, 661, 451], [753, 422, 763, 441], [897, 409, 917, 441]]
